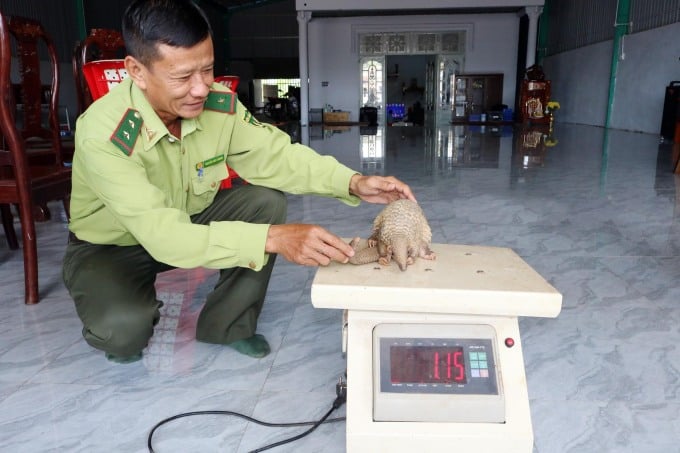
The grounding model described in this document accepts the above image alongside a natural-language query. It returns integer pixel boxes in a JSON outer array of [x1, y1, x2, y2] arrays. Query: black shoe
[[105, 352, 143, 364], [228, 334, 271, 358]]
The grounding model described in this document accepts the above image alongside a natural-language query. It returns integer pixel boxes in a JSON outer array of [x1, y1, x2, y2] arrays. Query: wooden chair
[[72, 28, 125, 115], [0, 13, 71, 304]]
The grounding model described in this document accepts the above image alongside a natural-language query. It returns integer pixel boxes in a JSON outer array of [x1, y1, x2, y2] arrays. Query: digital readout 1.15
[[390, 346, 467, 384]]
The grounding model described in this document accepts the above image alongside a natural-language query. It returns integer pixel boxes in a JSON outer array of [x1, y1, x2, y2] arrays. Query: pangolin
[[348, 199, 436, 271]]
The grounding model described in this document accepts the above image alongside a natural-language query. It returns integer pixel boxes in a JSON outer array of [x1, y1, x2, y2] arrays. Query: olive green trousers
[[62, 185, 287, 357]]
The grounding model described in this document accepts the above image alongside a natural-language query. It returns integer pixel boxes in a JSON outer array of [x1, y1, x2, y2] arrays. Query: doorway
[[357, 30, 466, 126], [384, 55, 432, 125], [383, 54, 462, 126]]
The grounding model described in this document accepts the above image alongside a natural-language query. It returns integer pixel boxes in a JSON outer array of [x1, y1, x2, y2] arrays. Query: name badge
[[195, 154, 225, 171]]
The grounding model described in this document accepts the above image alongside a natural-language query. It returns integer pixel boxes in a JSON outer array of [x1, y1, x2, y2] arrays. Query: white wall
[[542, 21, 680, 135], [306, 13, 521, 121], [540, 40, 612, 129]]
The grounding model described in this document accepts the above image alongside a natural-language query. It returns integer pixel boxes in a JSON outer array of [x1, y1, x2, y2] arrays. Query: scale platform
[[311, 243, 562, 453]]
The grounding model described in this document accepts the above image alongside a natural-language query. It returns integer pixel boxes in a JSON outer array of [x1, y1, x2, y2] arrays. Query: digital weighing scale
[[311, 243, 562, 453]]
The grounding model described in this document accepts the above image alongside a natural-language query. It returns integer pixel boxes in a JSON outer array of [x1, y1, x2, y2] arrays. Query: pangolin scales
[[348, 199, 436, 271]]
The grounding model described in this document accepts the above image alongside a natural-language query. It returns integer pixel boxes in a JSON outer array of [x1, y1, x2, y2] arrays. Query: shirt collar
[[128, 81, 203, 150]]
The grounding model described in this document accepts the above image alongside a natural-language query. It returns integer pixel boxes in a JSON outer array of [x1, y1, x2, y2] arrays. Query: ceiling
[[201, 0, 289, 13], [202, 0, 525, 16], [306, 7, 525, 18]]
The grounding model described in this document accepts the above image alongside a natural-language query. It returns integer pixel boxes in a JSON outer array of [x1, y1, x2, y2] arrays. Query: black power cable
[[147, 381, 347, 453], [249, 396, 345, 453]]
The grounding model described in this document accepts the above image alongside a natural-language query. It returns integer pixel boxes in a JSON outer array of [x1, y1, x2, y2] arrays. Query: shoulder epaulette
[[204, 90, 236, 114], [110, 108, 142, 156]]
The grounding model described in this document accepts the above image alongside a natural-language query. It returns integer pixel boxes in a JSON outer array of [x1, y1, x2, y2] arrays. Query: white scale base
[[311, 243, 562, 453]]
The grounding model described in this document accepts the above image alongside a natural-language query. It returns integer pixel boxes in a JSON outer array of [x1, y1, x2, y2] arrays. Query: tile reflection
[[425, 124, 505, 170], [359, 125, 385, 175], [513, 125, 557, 169]]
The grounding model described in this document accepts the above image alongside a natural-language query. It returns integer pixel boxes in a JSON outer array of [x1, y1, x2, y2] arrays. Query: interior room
[[1, 0, 679, 452], [384, 55, 431, 124]]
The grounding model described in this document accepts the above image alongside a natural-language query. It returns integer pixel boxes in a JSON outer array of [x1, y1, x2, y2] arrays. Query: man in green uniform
[[63, 0, 416, 363]]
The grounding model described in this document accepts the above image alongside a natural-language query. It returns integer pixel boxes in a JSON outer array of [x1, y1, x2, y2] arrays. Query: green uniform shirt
[[69, 78, 360, 271]]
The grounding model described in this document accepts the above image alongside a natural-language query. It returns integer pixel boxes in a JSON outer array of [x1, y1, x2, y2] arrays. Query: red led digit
[[453, 350, 465, 382], [433, 351, 440, 380], [446, 351, 452, 379]]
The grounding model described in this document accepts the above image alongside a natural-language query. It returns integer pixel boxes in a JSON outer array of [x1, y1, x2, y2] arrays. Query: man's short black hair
[[122, 0, 212, 66]]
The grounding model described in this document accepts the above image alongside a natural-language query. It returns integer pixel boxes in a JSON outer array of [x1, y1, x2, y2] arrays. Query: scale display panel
[[380, 337, 498, 395], [373, 323, 505, 423]]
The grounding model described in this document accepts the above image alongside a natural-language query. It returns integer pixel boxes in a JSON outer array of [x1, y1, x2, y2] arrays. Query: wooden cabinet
[[323, 111, 350, 124], [451, 73, 503, 122], [519, 79, 551, 124]]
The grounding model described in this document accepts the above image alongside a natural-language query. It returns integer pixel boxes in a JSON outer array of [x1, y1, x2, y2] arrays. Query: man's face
[[128, 37, 215, 125]]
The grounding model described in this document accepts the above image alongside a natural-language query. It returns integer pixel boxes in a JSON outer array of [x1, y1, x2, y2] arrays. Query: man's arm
[[348, 174, 416, 204], [265, 174, 416, 267]]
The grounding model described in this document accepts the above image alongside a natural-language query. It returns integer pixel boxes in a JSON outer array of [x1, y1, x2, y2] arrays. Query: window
[[359, 31, 466, 55], [257, 78, 300, 104]]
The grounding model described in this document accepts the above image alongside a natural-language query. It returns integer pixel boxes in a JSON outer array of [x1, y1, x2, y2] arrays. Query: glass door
[[360, 57, 385, 122], [435, 55, 461, 124]]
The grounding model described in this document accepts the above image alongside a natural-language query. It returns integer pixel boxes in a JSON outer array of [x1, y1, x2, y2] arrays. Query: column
[[524, 6, 543, 68], [297, 11, 312, 127]]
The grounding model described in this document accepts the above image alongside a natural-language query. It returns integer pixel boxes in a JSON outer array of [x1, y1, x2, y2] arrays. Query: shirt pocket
[[187, 162, 229, 213]]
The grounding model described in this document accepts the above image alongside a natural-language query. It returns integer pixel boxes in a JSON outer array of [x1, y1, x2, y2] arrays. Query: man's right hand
[[265, 224, 355, 266]]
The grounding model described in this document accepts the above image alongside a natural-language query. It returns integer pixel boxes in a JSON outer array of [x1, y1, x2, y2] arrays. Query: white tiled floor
[[1, 122, 679, 452]]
